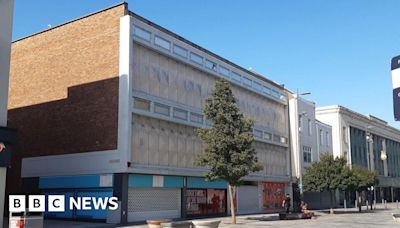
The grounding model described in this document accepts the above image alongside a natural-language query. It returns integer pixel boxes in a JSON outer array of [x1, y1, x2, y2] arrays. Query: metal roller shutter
[[128, 188, 181, 222], [237, 186, 260, 214]]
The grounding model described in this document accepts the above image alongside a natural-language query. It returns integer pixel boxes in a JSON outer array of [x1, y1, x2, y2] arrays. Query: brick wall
[[7, 3, 127, 194]]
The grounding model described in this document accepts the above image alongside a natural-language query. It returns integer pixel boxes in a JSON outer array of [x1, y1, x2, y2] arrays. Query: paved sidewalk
[[4, 203, 400, 228], [122, 204, 400, 228]]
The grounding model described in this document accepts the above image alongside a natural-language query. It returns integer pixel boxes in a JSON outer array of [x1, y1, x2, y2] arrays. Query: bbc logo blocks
[[28, 195, 45, 212], [9, 195, 25, 212], [9, 195, 64, 212], [9, 195, 118, 212]]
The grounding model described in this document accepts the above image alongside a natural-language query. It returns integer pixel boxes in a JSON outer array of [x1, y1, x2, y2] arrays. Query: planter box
[[161, 221, 192, 228], [192, 220, 221, 228], [392, 214, 400, 223], [147, 219, 172, 228]]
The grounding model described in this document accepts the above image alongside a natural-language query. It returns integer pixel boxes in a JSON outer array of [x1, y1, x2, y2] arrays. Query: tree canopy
[[302, 154, 350, 213], [195, 79, 262, 223], [303, 154, 349, 193], [350, 165, 379, 191], [303, 154, 379, 213], [195, 79, 262, 185]]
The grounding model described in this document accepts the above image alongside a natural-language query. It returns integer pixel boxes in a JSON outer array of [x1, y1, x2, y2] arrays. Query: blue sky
[[12, 0, 400, 127]]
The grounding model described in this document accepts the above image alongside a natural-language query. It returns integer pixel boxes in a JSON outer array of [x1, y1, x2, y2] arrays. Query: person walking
[[283, 194, 291, 213]]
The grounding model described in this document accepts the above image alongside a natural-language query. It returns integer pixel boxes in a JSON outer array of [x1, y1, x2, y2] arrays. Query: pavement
[[3, 203, 400, 228]]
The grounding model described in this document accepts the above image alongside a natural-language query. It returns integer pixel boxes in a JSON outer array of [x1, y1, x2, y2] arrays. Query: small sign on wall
[[152, 175, 164, 188]]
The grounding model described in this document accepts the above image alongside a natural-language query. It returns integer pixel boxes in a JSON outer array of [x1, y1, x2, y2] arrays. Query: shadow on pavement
[[319, 209, 381, 214], [245, 215, 280, 221]]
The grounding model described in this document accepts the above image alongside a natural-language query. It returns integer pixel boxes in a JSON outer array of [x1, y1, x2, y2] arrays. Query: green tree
[[350, 166, 379, 212], [302, 154, 349, 214], [195, 79, 262, 224]]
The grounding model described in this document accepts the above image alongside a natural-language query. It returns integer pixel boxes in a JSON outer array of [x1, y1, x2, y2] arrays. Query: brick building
[[7, 3, 291, 223]]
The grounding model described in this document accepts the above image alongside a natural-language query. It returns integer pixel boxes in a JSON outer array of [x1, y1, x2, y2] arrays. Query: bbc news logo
[[9, 195, 119, 212]]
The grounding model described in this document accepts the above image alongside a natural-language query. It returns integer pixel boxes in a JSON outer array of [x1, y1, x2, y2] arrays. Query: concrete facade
[[315, 120, 333, 160], [288, 94, 333, 209], [0, 0, 14, 224], [7, 3, 291, 223], [316, 105, 400, 202], [288, 95, 333, 179]]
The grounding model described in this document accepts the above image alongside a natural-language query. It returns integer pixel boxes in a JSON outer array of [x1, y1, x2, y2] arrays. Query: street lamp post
[[298, 111, 307, 196], [366, 129, 374, 209], [295, 90, 310, 197], [380, 140, 388, 204]]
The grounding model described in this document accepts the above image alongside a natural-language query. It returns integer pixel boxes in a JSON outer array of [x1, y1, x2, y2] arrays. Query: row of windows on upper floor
[[132, 25, 287, 103], [133, 96, 288, 146]]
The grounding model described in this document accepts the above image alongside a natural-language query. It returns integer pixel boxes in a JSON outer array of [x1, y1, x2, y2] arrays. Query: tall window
[[299, 116, 303, 132], [308, 119, 312, 136], [303, 146, 312, 163], [319, 129, 323, 145], [325, 132, 329, 146]]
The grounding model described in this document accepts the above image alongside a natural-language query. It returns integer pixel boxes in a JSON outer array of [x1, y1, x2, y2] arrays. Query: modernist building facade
[[316, 105, 400, 203], [7, 3, 291, 223], [288, 94, 333, 209]]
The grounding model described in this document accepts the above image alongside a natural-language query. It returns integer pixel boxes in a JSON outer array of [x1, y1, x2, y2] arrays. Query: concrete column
[[113, 173, 128, 224], [181, 177, 188, 217], [369, 139, 374, 171], [392, 187, 394, 203], [0, 0, 14, 225], [0, 0, 14, 126], [382, 139, 388, 177], [118, 15, 133, 170]]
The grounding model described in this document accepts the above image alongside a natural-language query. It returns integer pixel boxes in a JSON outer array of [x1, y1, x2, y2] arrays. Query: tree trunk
[[357, 191, 362, 212], [329, 190, 334, 214], [228, 184, 236, 224]]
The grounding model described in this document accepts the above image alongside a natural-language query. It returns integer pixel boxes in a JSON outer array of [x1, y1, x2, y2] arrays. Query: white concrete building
[[288, 95, 333, 180], [316, 105, 400, 203], [9, 3, 291, 223], [315, 120, 333, 159], [288, 94, 333, 209]]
